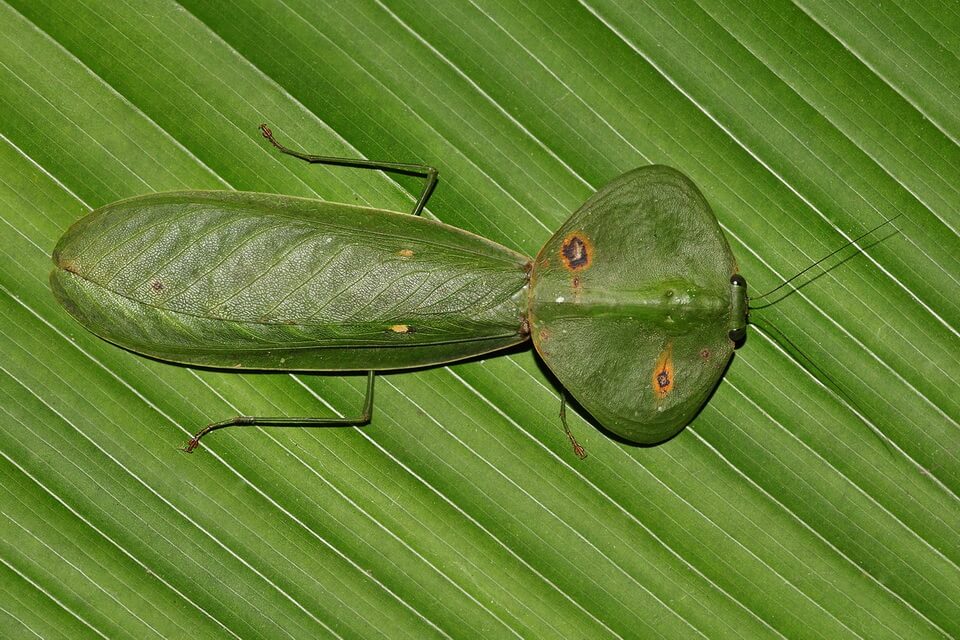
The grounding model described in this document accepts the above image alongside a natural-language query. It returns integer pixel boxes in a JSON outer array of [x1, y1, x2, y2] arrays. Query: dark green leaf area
[[51, 191, 531, 370], [530, 167, 738, 443]]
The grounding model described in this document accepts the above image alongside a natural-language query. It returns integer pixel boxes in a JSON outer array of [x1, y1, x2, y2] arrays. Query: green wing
[[51, 191, 530, 371], [528, 166, 740, 444]]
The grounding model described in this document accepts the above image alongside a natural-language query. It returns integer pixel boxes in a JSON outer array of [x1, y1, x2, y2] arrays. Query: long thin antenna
[[750, 213, 902, 303]]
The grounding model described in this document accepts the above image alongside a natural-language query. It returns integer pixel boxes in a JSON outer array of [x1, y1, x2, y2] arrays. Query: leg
[[559, 394, 587, 460], [259, 124, 438, 216], [182, 371, 376, 453]]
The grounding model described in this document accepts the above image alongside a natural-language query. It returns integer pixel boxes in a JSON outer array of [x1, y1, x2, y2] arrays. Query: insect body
[[51, 126, 748, 453]]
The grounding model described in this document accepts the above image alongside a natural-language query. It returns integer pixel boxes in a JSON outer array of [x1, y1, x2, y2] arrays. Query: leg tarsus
[[181, 416, 254, 453], [560, 395, 587, 460]]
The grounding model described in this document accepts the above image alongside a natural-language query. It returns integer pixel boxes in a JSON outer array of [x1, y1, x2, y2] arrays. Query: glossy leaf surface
[[1, 1, 958, 638]]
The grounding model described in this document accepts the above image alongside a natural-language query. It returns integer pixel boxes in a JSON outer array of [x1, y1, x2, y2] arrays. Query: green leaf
[[2, 1, 957, 638]]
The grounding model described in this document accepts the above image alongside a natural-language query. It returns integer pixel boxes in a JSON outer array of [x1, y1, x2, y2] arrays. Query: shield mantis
[[52, 125, 886, 457]]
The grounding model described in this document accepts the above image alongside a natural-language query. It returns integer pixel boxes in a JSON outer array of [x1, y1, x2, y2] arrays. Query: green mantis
[[51, 124, 749, 456]]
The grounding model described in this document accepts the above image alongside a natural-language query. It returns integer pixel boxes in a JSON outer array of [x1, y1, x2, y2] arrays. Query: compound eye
[[728, 327, 746, 344], [730, 274, 747, 287]]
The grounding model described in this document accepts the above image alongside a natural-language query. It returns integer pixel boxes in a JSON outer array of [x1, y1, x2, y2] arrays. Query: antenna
[[750, 214, 902, 307]]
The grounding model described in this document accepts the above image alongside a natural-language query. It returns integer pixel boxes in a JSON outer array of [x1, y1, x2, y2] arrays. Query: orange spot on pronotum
[[532, 326, 551, 358], [571, 274, 585, 302], [560, 233, 592, 271], [652, 342, 675, 401]]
